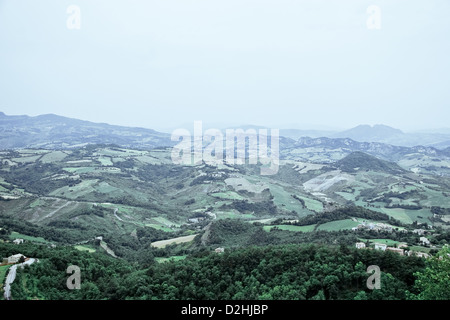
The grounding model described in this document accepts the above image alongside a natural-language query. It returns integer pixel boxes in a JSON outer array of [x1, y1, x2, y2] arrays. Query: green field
[[50, 179, 99, 198], [270, 185, 305, 213], [409, 246, 432, 253], [335, 191, 356, 201], [63, 167, 96, 174], [153, 216, 182, 228], [145, 224, 174, 232], [74, 245, 96, 253], [151, 234, 198, 248], [264, 224, 316, 232], [316, 219, 360, 231], [155, 255, 187, 263], [12, 155, 42, 163], [98, 156, 113, 166], [9, 231, 49, 244], [39, 151, 68, 163], [0, 264, 10, 300], [216, 211, 254, 220]]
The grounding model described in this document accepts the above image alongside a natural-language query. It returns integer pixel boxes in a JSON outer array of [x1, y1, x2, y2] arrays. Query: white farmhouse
[[420, 237, 430, 246], [2, 253, 26, 264], [374, 243, 387, 251], [215, 247, 225, 254], [355, 242, 366, 249]]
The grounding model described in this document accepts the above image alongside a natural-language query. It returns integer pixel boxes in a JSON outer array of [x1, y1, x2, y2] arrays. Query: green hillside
[[336, 151, 405, 174]]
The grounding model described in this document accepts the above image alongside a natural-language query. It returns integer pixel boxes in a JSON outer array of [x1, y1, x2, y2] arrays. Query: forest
[[4, 241, 449, 300]]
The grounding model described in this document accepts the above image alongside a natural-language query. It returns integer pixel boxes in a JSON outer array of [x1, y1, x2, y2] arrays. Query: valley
[[0, 119, 449, 301], [1, 143, 449, 251]]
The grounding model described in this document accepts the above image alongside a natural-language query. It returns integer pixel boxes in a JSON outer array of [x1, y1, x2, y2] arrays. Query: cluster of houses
[[188, 212, 216, 224], [355, 242, 430, 258], [351, 222, 434, 236], [352, 223, 434, 250], [188, 217, 207, 224], [351, 221, 396, 232], [412, 229, 426, 235]]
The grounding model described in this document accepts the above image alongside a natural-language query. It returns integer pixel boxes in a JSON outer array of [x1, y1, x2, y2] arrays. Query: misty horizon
[[0, 1, 449, 305], [1, 0, 449, 134], [2, 110, 450, 135]]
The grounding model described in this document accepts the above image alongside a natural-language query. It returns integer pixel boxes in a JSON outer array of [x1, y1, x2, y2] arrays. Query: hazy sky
[[0, 0, 449, 132]]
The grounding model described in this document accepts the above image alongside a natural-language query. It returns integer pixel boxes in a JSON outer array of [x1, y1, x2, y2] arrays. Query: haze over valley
[[0, 0, 449, 303]]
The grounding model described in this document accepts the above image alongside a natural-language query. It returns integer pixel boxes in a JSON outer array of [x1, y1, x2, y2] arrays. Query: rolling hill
[[335, 152, 406, 174], [0, 112, 173, 150]]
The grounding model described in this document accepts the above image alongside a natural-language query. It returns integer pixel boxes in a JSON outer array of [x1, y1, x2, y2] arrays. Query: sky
[[0, 0, 449, 133]]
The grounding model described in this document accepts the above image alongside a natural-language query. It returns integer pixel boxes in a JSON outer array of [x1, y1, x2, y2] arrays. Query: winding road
[[3, 258, 37, 300]]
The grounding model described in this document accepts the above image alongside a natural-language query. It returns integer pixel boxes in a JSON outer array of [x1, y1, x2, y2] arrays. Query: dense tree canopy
[[3, 242, 432, 300]]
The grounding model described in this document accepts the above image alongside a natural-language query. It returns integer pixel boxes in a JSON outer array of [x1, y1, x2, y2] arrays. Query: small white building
[[215, 247, 225, 254], [420, 237, 430, 246], [374, 243, 387, 251], [413, 229, 426, 235], [408, 251, 429, 259], [188, 217, 205, 224], [416, 252, 430, 258], [13, 239, 24, 244], [386, 247, 404, 256], [355, 242, 366, 249], [2, 253, 26, 264]]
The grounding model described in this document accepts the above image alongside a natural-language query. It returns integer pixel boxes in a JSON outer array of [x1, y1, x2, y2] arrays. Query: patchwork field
[[0, 145, 448, 269], [151, 234, 199, 248]]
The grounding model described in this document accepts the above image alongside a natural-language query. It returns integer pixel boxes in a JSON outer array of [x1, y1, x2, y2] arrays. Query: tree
[[310, 290, 326, 300], [411, 247, 450, 300], [353, 291, 368, 300]]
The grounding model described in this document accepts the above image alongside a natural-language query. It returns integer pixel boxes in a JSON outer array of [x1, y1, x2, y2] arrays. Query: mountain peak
[[349, 124, 403, 133], [333, 124, 404, 143]]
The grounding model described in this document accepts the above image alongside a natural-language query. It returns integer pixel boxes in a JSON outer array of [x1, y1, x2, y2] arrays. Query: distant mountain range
[[1, 112, 450, 157], [280, 124, 450, 149]]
